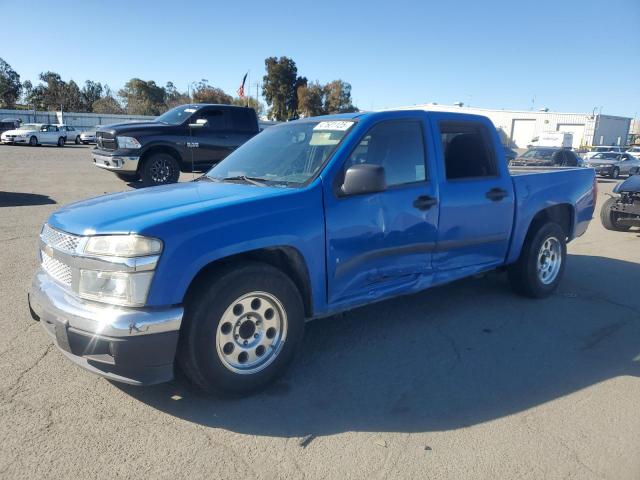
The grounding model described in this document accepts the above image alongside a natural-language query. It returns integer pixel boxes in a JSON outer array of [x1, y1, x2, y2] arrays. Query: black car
[[92, 104, 260, 186], [601, 175, 640, 231], [510, 147, 580, 167]]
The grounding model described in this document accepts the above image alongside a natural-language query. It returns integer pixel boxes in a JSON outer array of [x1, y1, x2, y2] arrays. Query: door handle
[[486, 187, 508, 201], [413, 195, 437, 211]]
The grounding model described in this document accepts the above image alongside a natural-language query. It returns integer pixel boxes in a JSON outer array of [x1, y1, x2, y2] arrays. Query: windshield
[[592, 153, 620, 160], [18, 124, 39, 131], [521, 148, 556, 159], [207, 120, 354, 186], [155, 105, 200, 125]]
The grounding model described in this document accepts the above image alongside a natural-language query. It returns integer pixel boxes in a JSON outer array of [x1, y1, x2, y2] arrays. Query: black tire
[[29, 136, 38, 146], [57, 137, 65, 147], [508, 222, 567, 298], [141, 153, 180, 186], [610, 167, 620, 179], [114, 172, 140, 182], [178, 262, 305, 396], [600, 197, 631, 231], [75, 136, 81, 145]]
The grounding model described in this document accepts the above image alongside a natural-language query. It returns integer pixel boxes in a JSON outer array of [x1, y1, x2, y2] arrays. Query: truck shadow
[[0, 191, 56, 207], [115, 254, 640, 437]]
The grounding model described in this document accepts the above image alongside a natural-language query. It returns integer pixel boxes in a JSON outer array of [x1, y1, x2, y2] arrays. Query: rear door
[[431, 115, 515, 276], [227, 108, 258, 151]]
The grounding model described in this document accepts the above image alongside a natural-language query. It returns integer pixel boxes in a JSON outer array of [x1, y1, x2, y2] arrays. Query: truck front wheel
[[141, 153, 180, 186], [508, 222, 566, 298], [178, 262, 305, 396]]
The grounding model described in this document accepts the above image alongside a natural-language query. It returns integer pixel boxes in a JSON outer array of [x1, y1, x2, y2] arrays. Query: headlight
[[84, 235, 162, 257], [79, 270, 154, 306], [117, 136, 141, 149]]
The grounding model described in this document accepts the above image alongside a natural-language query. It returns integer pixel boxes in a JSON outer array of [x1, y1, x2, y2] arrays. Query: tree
[[0, 58, 21, 108], [324, 80, 357, 114], [262, 56, 307, 121], [81, 80, 103, 112], [118, 78, 166, 115], [64, 80, 85, 111], [191, 81, 232, 104], [164, 81, 190, 109], [22, 80, 33, 106], [231, 96, 264, 117], [297, 81, 326, 117], [92, 86, 124, 114]]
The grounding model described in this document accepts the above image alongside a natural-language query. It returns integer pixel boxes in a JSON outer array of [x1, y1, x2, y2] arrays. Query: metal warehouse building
[[395, 104, 632, 149]]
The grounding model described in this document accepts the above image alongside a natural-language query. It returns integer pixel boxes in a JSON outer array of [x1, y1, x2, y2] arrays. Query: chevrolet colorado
[[29, 110, 596, 395]]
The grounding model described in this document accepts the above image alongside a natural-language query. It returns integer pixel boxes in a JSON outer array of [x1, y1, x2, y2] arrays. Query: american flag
[[237, 72, 248, 98]]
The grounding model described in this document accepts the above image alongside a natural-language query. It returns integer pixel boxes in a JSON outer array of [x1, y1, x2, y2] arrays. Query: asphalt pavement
[[0, 144, 638, 479]]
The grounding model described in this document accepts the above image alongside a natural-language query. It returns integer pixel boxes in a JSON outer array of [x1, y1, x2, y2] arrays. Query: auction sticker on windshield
[[313, 121, 354, 131]]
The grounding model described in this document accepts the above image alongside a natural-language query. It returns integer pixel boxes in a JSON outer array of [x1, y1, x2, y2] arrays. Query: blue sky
[[3, 0, 639, 116]]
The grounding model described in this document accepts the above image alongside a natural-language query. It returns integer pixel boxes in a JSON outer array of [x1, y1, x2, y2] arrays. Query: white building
[[394, 103, 632, 149]]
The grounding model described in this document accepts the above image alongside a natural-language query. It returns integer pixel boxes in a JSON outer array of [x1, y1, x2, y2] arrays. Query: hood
[[2, 128, 34, 136], [48, 180, 289, 235], [587, 159, 619, 165], [614, 175, 640, 193], [98, 121, 164, 134]]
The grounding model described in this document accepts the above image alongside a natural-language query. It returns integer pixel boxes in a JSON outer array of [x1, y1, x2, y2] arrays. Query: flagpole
[[247, 70, 250, 108]]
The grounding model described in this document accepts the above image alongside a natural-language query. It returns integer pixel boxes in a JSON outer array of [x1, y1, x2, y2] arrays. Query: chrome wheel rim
[[537, 236, 562, 285], [216, 291, 288, 375], [150, 158, 173, 183]]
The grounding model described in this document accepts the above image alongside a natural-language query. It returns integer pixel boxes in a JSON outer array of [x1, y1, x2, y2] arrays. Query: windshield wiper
[[220, 175, 269, 187]]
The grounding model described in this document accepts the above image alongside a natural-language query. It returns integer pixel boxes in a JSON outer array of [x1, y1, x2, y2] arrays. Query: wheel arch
[[183, 246, 314, 318], [139, 145, 183, 172]]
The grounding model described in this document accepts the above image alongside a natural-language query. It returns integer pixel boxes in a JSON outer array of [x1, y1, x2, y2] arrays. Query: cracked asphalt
[[1, 144, 639, 479]]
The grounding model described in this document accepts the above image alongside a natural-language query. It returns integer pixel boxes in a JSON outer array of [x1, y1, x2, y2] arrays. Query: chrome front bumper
[[92, 151, 140, 172], [29, 270, 183, 385]]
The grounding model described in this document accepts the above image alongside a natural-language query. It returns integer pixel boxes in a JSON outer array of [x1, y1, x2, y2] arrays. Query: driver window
[[344, 121, 426, 186], [197, 110, 228, 131]]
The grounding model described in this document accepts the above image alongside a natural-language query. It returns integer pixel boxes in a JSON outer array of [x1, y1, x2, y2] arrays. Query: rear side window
[[440, 122, 497, 179], [199, 110, 229, 130], [344, 121, 426, 187], [230, 109, 257, 132]]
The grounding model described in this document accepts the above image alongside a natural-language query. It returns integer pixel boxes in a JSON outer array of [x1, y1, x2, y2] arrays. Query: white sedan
[[0, 123, 67, 147]]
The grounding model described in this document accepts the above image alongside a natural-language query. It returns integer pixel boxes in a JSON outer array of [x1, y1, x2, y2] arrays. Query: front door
[[431, 115, 515, 276], [324, 119, 438, 307], [191, 108, 234, 166]]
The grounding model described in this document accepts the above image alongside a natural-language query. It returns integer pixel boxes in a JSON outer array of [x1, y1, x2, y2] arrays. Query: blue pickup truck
[[29, 110, 596, 395]]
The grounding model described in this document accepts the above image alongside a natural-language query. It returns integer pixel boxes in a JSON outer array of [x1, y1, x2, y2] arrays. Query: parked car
[[584, 152, 640, 178], [0, 118, 21, 135], [510, 147, 581, 167], [583, 145, 624, 161], [626, 146, 640, 158], [527, 132, 573, 149], [29, 110, 596, 394], [56, 124, 82, 144], [80, 126, 100, 144], [0, 123, 66, 146], [600, 175, 640, 231], [92, 104, 260, 186]]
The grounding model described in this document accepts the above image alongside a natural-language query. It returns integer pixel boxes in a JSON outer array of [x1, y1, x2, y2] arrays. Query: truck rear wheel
[[178, 262, 305, 396], [141, 153, 180, 186], [508, 222, 566, 298], [600, 197, 631, 231]]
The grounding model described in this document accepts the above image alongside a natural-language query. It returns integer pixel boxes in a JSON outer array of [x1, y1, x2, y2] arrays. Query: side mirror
[[341, 164, 386, 196], [189, 118, 208, 128]]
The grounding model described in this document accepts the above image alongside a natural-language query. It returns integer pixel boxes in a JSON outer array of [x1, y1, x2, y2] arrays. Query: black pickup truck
[[92, 104, 259, 186]]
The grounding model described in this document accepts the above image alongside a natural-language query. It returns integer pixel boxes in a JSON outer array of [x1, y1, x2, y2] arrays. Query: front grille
[[41, 250, 73, 287], [96, 132, 117, 150], [41, 224, 81, 254]]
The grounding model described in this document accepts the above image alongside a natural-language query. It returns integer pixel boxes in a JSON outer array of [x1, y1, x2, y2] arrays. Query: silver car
[[586, 152, 640, 178]]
